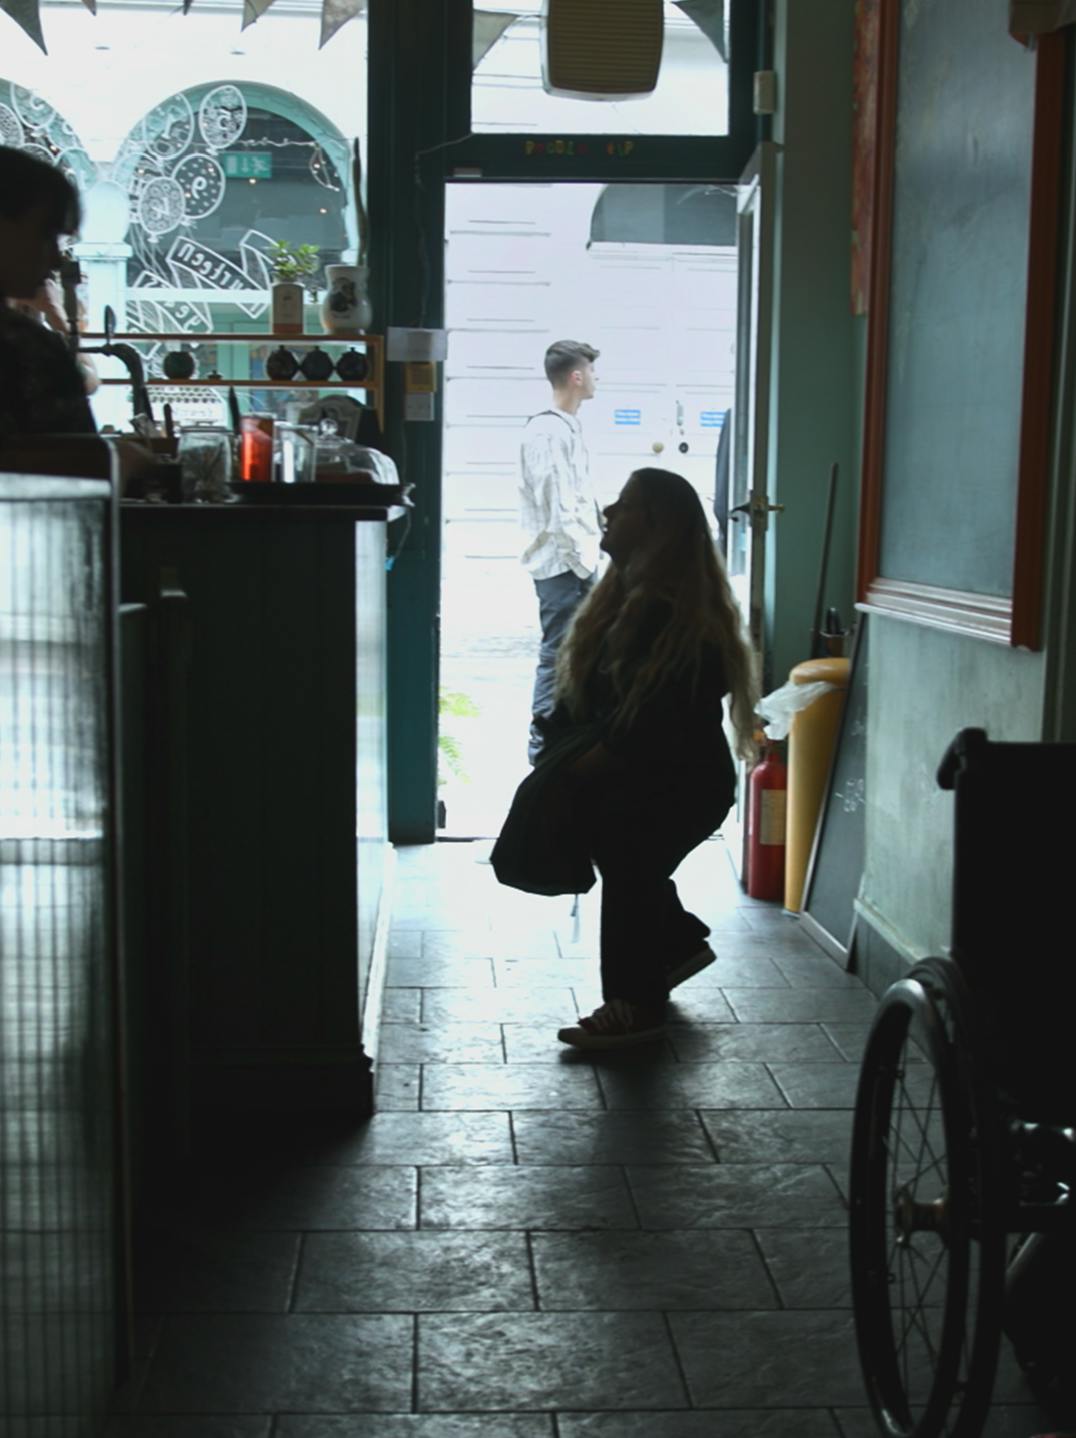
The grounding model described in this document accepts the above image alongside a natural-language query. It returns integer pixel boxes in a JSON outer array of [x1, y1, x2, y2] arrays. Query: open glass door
[[724, 141, 777, 878], [439, 178, 738, 837]]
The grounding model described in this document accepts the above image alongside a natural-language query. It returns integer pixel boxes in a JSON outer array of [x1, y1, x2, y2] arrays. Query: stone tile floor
[[108, 839, 1067, 1437]]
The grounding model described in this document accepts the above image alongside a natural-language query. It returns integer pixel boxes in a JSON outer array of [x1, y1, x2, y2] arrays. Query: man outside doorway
[[519, 339, 602, 764]]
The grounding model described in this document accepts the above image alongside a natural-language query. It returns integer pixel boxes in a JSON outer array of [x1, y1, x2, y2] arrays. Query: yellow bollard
[[784, 656, 850, 912]]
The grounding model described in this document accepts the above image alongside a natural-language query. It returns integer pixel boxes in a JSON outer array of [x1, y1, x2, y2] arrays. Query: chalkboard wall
[[879, 0, 1036, 597]]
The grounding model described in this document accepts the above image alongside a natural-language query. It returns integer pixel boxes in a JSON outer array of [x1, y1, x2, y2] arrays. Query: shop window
[[2, 0, 367, 424], [117, 89, 350, 335], [0, 80, 96, 192]]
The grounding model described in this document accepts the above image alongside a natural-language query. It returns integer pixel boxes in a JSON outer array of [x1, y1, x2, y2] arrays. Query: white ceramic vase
[[321, 264, 373, 334]]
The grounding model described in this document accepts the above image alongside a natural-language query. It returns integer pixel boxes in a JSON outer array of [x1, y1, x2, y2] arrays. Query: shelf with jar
[[81, 331, 385, 431]]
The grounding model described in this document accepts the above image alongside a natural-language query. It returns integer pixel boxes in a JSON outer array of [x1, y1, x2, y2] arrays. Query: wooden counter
[[120, 498, 403, 1122]]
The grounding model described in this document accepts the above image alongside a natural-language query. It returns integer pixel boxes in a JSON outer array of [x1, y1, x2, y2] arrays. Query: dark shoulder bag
[[490, 725, 600, 896]]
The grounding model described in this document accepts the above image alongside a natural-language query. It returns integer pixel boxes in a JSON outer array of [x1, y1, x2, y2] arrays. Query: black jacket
[[540, 602, 736, 795], [0, 307, 96, 444]]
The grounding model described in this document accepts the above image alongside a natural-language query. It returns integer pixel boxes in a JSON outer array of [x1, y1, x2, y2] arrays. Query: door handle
[[729, 497, 785, 526]]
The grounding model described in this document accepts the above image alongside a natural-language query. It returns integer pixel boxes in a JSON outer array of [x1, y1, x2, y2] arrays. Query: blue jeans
[[529, 569, 594, 764]]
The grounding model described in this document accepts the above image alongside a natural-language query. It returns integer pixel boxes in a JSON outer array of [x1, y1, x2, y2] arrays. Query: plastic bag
[[757, 680, 841, 740]]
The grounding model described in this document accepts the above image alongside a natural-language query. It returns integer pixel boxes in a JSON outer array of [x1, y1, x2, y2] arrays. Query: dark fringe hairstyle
[[0, 146, 81, 234]]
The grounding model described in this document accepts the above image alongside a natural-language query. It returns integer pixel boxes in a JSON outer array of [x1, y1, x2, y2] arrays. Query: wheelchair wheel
[[849, 961, 1005, 1438]]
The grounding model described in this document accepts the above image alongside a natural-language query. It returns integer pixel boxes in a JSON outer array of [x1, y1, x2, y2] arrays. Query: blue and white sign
[[613, 408, 642, 426], [700, 410, 726, 429]]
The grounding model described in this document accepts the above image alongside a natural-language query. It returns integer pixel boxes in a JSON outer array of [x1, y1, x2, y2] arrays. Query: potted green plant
[[268, 241, 320, 336], [436, 688, 479, 828]]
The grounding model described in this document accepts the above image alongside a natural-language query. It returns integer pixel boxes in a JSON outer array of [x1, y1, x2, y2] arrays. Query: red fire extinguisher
[[747, 739, 787, 901]]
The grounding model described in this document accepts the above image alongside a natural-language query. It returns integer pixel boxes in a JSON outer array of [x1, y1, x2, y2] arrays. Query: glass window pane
[[1, 0, 367, 429], [472, 1, 730, 137]]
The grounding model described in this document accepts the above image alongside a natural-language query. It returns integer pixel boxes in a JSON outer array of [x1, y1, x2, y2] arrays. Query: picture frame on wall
[[856, 0, 1065, 649]]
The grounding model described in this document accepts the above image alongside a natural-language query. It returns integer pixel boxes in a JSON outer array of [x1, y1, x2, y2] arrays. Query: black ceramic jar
[[162, 347, 197, 381], [298, 346, 335, 382], [334, 348, 369, 383], [265, 345, 300, 382]]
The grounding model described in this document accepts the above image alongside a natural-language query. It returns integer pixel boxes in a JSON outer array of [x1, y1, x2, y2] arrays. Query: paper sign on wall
[[387, 327, 448, 362], [405, 392, 436, 422]]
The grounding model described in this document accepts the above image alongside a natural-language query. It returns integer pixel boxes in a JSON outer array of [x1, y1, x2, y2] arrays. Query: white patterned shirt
[[518, 407, 602, 580]]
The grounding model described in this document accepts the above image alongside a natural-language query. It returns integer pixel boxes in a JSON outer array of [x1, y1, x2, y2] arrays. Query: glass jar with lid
[[177, 424, 234, 502]]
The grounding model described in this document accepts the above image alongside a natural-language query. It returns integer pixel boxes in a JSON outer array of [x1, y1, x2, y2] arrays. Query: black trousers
[[589, 775, 733, 1007]]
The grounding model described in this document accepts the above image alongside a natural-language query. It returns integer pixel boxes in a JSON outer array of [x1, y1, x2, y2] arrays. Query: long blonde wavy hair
[[555, 467, 759, 759]]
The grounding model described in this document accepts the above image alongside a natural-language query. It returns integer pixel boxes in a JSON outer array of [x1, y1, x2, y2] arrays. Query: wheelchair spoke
[[895, 1280, 935, 1371], [895, 1252, 935, 1356], [906, 1232, 947, 1285], [883, 1069, 946, 1186], [897, 1242, 943, 1351], [886, 1130, 946, 1191], [912, 1070, 939, 1175], [899, 1070, 944, 1178]]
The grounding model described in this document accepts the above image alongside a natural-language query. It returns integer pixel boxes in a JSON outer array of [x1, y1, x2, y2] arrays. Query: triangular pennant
[[1, 0, 47, 51], [673, 0, 727, 62], [241, 0, 279, 32], [473, 10, 516, 67], [319, 0, 365, 50]]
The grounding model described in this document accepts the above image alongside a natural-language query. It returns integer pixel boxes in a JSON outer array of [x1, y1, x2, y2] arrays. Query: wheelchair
[[848, 729, 1076, 1438]]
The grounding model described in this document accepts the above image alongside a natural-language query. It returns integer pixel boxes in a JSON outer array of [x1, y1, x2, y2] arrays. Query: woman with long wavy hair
[[546, 466, 758, 1050]]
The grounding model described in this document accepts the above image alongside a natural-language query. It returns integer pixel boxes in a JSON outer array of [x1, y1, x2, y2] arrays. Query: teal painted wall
[[766, 0, 856, 691], [861, 616, 1045, 962]]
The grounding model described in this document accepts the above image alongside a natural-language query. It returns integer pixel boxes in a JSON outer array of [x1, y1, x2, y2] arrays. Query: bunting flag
[[319, 0, 365, 50], [0, 0, 367, 50], [241, 0, 277, 33], [1, 0, 47, 50], [473, 10, 516, 67], [673, 0, 727, 62]]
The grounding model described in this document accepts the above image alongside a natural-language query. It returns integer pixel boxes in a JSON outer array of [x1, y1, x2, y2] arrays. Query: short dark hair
[[0, 146, 81, 234], [544, 339, 599, 387]]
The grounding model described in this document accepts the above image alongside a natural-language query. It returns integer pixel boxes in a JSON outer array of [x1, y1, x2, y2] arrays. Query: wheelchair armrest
[[936, 727, 989, 790]]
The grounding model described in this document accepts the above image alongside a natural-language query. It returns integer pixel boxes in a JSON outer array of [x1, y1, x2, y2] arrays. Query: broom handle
[[811, 462, 839, 658]]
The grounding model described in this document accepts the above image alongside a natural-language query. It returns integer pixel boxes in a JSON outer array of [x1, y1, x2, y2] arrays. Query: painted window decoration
[[114, 85, 350, 358], [2, 0, 367, 430], [0, 80, 96, 194], [472, 0, 730, 137]]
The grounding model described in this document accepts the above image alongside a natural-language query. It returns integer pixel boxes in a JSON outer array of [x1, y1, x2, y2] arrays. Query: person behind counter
[[10, 275, 99, 397], [0, 146, 97, 443]]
